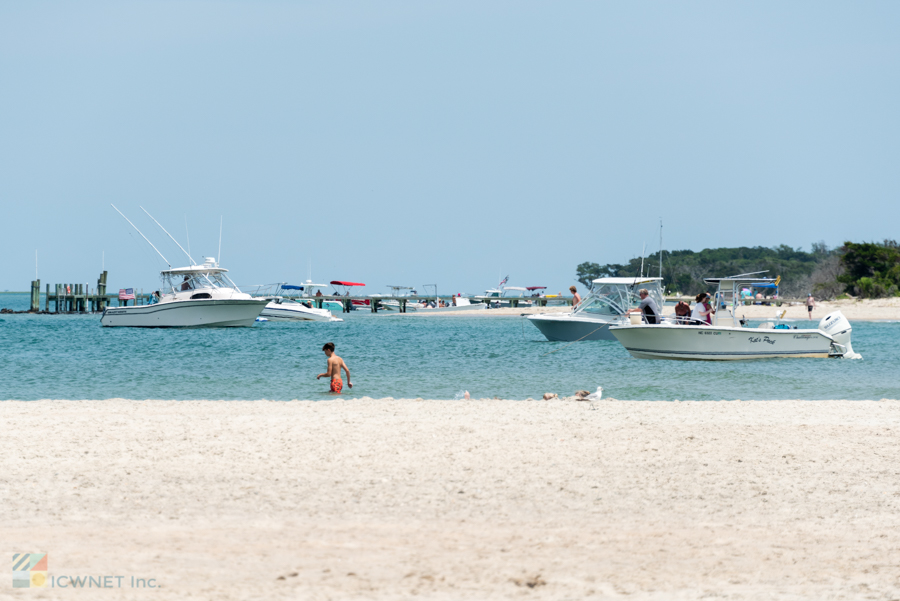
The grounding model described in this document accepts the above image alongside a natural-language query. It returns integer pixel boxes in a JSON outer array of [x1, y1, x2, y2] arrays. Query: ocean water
[[1, 293, 897, 401]]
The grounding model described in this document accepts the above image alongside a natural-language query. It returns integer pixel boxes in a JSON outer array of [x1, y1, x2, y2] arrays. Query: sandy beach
[[407, 297, 900, 319], [4, 398, 900, 600]]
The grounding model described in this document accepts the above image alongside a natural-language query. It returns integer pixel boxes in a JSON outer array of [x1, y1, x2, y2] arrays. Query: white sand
[[4, 399, 900, 600]]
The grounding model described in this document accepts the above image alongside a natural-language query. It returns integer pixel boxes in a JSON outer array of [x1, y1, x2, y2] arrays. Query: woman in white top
[[691, 293, 711, 325]]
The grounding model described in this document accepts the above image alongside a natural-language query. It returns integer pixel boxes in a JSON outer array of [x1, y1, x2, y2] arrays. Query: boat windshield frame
[[574, 281, 664, 317], [706, 276, 778, 327], [160, 270, 241, 296]]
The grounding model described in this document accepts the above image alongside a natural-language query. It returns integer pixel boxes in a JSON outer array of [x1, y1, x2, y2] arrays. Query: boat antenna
[[640, 242, 646, 277], [140, 206, 196, 265], [111, 204, 170, 267], [185, 215, 191, 259], [658, 218, 663, 278], [217, 216, 223, 266]]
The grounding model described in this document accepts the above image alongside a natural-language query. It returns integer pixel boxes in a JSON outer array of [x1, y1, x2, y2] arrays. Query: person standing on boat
[[570, 285, 582, 308], [627, 288, 660, 324], [317, 342, 352, 394], [691, 293, 712, 325], [806, 293, 815, 319]]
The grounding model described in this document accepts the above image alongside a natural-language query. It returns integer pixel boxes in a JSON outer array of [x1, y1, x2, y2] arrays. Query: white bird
[[585, 386, 603, 401]]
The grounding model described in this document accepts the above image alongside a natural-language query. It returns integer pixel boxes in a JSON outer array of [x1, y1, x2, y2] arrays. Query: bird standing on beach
[[585, 386, 603, 401]]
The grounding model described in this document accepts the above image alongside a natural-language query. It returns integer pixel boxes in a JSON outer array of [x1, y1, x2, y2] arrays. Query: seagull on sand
[[585, 386, 603, 401]]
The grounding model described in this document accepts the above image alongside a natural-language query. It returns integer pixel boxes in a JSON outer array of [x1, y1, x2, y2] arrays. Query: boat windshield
[[575, 283, 663, 316], [161, 271, 240, 295]]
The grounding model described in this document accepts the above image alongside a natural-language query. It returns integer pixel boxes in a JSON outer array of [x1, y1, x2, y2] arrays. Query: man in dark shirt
[[627, 288, 660, 324]]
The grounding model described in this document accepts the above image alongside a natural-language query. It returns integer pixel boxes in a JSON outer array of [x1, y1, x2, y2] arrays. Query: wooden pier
[[26, 272, 153, 313], [305, 295, 573, 313]]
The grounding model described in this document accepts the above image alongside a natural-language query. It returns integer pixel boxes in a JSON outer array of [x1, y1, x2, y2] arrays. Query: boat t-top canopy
[[281, 285, 304, 290], [162, 265, 229, 275], [331, 280, 365, 287], [386, 285, 414, 289], [591, 277, 662, 285], [704, 276, 778, 285], [526, 286, 547, 291], [503, 286, 528, 291]]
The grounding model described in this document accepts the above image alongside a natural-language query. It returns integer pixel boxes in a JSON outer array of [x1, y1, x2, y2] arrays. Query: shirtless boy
[[316, 342, 352, 393]]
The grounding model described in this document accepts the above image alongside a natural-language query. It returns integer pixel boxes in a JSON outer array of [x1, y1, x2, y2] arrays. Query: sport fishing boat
[[102, 206, 267, 328], [608, 276, 861, 360], [527, 277, 664, 341], [101, 258, 267, 327], [258, 284, 343, 322]]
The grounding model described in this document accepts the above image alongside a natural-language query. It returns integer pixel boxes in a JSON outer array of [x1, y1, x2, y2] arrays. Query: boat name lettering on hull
[[748, 336, 776, 345]]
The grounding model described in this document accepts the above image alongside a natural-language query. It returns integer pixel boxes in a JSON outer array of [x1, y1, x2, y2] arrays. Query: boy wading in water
[[317, 342, 352, 393]]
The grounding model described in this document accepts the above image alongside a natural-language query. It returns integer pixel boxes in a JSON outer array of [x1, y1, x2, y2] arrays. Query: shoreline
[[394, 297, 900, 320], [5, 399, 900, 599]]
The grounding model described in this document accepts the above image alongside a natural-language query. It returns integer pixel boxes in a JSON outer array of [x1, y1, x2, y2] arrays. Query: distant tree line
[[575, 240, 900, 299]]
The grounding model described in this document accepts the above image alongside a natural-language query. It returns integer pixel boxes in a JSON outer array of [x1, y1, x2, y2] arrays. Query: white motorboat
[[101, 258, 267, 327], [608, 276, 861, 360], [527, 277, 664, 341], [258, 285, 343, 322], [478, 286, 533, 308], [416, 296, 486, 312], [373, 286, 425, 311], [293, 281, 343, 311]]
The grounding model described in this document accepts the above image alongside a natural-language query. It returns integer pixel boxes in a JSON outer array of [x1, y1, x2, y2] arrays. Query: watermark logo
[[12, 553, 48, 589]]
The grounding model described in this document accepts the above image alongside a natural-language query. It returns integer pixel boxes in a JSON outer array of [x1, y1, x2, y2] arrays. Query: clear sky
[[2, 2, 898, 294]]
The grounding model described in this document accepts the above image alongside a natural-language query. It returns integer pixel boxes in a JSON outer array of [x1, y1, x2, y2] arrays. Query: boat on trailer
[[608, 275, 861, 360]]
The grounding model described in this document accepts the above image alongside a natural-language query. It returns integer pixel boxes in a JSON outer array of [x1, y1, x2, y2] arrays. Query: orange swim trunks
[[330, 378, 343, 393]]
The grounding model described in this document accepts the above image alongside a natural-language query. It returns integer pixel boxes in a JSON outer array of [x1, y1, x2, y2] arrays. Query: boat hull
[[260, 303, 337, 322], [527, 313, 617, 341], [609, 324, 834, 360], [100, 299, 267, 328]]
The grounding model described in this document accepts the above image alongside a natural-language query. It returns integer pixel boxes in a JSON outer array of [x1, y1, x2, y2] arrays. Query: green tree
[[838, 240, 900, 298], [575, 262, 601, 288]]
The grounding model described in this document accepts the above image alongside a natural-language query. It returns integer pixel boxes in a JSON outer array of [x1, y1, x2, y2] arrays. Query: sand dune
[[3, 398, 900, 600]]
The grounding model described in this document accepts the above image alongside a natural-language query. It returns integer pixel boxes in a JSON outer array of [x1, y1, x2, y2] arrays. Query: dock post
[[29, 280, 40, 312], [45, 283, 50, 311], [97, 271, 108, 311], [343, 299, 351, 313], [400, 299, 406, 313]]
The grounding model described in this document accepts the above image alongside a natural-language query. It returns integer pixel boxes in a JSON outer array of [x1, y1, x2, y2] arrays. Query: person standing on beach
[[570, 285, 582, 308], [317, 342, 352, 394], [806, 293, 815, 320]]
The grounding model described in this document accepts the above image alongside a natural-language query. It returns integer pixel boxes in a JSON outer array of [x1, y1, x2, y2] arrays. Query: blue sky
[[1, 2, 898, 294]]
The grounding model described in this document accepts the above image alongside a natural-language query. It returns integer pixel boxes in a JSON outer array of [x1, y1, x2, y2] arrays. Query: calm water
[[1, 293, 897, 400]]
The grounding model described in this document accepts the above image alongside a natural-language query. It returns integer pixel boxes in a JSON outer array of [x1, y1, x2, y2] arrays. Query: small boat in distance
[[257, 284, 343, 322], [331, 280, 368, 309]]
